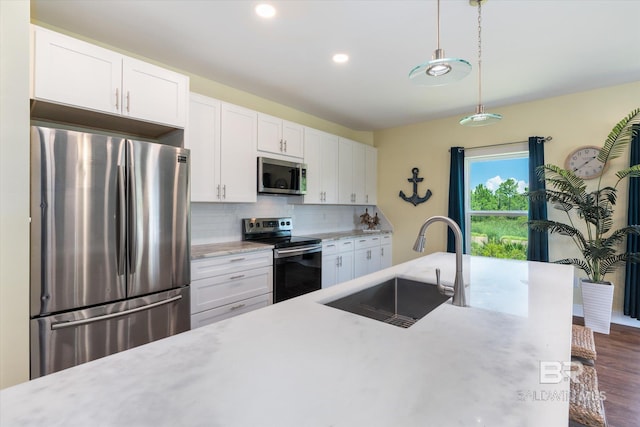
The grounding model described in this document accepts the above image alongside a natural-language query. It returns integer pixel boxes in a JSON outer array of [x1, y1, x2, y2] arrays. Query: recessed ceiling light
[[255, 4, 276, 19], [332, 53, 349, 64]]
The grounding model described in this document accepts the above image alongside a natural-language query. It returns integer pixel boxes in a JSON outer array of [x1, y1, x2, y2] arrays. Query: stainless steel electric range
[[242, 218, 322, 303]]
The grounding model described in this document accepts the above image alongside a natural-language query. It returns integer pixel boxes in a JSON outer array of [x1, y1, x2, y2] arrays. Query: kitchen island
[[1, 253, 574, 426]]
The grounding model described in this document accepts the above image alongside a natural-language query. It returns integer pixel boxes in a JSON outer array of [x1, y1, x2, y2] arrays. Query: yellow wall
[[0, 0, 31, 388], [375, 81, 640, 313]]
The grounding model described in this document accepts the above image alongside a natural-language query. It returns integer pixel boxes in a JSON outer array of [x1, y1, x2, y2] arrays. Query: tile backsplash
[[191, 196, 391, 244]]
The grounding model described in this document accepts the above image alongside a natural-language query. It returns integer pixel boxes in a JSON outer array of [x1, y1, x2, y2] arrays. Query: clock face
[[565, 146, 605, 179]]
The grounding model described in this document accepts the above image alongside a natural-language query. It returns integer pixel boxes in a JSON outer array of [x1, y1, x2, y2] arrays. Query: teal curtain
[[527, 136, 549, 262], [624, 125, 640, 320], [447, 147, 465, 253]]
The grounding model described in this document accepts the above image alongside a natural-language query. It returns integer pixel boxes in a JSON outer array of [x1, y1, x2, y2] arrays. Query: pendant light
[[409, 0, 471, 86], [460, 0, 502, 126]]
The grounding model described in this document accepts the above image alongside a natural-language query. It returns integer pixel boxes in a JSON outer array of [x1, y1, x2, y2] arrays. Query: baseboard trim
[[573, 304, 640, 328]]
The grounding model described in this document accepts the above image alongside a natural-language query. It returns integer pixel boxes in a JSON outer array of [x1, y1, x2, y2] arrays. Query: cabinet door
[[303, 128, 324, 204], [321, 134, 339, 204], [352, 142, 366, 204], [353, 248, 369, 278], [257, 113, 282, 155], [337, 250, 355, 283], [32, 26, 121, 115], [220, 103, 257, 202], [365, 146, 377, 205], [282, 120, 304, 158], [380, 244, 392, 269], [186, 94, 221, 202], [322, 254, 338, 288], [122, 57, 188, 127], [338, 138, 354, 204]]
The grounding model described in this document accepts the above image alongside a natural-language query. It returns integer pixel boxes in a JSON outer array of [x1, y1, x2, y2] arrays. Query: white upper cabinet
[[304, 127, 339, 204], [31, 25, 188, 128], [257, 113, 304, 159], [338, 138, 367, 205], [220, 102, 258, 203], [364, 145, 378, 205], [186, 93, 257, 203], [186, 94, 221, 202], [121, 57, 187, 127]]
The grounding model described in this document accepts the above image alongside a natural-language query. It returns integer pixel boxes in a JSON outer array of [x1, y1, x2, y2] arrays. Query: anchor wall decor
[[399, 167, 432, 206]]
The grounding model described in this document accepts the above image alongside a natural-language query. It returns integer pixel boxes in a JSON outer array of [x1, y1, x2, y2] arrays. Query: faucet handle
[[435, 268, 454, 297]]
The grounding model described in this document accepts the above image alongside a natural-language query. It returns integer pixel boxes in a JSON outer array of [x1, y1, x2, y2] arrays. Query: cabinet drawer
[[380, 234, 392, 244], [191, 293, 272, 329], [338, 238, 355, 252], [191, 266, 272, 314], [354, 236, 381, 250], [191, 250, 272, 281], [322, 241, 339, 255]]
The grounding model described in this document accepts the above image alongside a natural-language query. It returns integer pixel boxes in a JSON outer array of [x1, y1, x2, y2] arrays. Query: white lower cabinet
[[354, 235, 382, 278], [323, 234, 392, 287], [322, 239, 354, 288], [380, 234, 393, 269], [190, 250, 272, 329]]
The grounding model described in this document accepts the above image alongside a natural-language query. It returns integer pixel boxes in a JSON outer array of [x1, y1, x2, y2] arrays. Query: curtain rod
[[448, 136, 552, 152]]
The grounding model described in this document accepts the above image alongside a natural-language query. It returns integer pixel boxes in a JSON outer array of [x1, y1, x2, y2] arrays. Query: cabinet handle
[[229, 257, 246, 262], [284, 140, 287, 152], [336, 256, 340, 267], [217, 184, 221, 199], [222, 184, 226, 199], [280, 139, 283, 152], [229, 274, 245, 280], [230, 303, 246, 311], [115, 88, 119, 110], [366, 194, 369, 203], [339, 255, 343, 267], [126, 91, 130, 113], [326, 244, 336, 248], [381, 247, 384, 256], [343, 241, 352, 246]]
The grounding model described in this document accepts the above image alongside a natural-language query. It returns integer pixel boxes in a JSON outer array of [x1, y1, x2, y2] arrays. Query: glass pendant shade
[[409, 49, 471, 86], [460, 105, 502, 127], [409, 0, 471, 86], [460, 0, 501, 127]]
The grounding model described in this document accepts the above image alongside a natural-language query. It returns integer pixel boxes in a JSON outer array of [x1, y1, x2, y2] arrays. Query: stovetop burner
[[242, 217, 320, 249]]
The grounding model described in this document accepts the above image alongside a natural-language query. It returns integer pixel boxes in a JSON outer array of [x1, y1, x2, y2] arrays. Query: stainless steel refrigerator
[[30, 125, 191, 378]]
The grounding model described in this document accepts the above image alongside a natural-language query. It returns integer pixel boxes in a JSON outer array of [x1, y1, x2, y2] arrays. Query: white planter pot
[[580, 279, 614, 334]]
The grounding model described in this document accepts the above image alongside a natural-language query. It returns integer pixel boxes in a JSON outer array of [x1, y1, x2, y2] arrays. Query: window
[[464, 143, 529, 260]]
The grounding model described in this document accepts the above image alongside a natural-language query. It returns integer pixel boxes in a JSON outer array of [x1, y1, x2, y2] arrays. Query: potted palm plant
[[529, 108, 640, 334]]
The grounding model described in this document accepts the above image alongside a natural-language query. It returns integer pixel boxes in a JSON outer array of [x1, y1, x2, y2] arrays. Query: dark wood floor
[[573, 317, 640, 427]]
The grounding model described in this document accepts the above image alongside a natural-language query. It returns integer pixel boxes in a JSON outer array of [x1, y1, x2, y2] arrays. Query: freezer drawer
[[30, 287, 190, 379]]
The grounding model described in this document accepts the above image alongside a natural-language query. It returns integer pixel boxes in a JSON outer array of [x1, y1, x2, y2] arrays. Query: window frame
[[463, 143, 529, 254]]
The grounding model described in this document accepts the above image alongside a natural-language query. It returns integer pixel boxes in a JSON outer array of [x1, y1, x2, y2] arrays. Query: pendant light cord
[[436, 0, 441, 49], [477, 0, 483, 107]]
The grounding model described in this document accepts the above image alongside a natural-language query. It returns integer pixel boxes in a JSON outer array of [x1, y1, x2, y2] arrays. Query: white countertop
[[0, 253, 574, 427]]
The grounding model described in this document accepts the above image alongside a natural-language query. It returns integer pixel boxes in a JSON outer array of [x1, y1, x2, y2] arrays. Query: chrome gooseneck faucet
[[413, 216, 467, 307]]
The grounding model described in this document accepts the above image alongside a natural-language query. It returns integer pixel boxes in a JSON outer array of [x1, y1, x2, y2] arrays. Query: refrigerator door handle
[[117, 165, 126, 276], [50, 295, 183, 330], [127, 141, 137, 276]]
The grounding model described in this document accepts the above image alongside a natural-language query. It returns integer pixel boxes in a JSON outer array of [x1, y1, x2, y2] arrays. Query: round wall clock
[[564, 146, 605, 180]]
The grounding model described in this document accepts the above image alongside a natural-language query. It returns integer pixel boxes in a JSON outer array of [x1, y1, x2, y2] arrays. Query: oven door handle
[[274, 245, 322, 258]]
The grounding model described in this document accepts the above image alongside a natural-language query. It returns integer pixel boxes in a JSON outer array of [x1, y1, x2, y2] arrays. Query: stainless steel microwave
[[258, 157, 307, 195]]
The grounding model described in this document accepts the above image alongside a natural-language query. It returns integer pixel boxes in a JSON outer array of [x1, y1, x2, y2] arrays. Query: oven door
[[273, 245, 322, 302]]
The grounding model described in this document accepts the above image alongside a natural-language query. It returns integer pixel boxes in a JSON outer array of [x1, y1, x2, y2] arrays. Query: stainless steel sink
[[324, 277, 450, 328]]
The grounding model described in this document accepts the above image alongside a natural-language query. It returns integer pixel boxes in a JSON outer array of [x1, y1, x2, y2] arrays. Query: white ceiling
[[31, 0, 640, 131]]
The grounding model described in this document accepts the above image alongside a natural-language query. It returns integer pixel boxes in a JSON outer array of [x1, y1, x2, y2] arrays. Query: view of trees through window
[[466, 155, 529, 260]]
